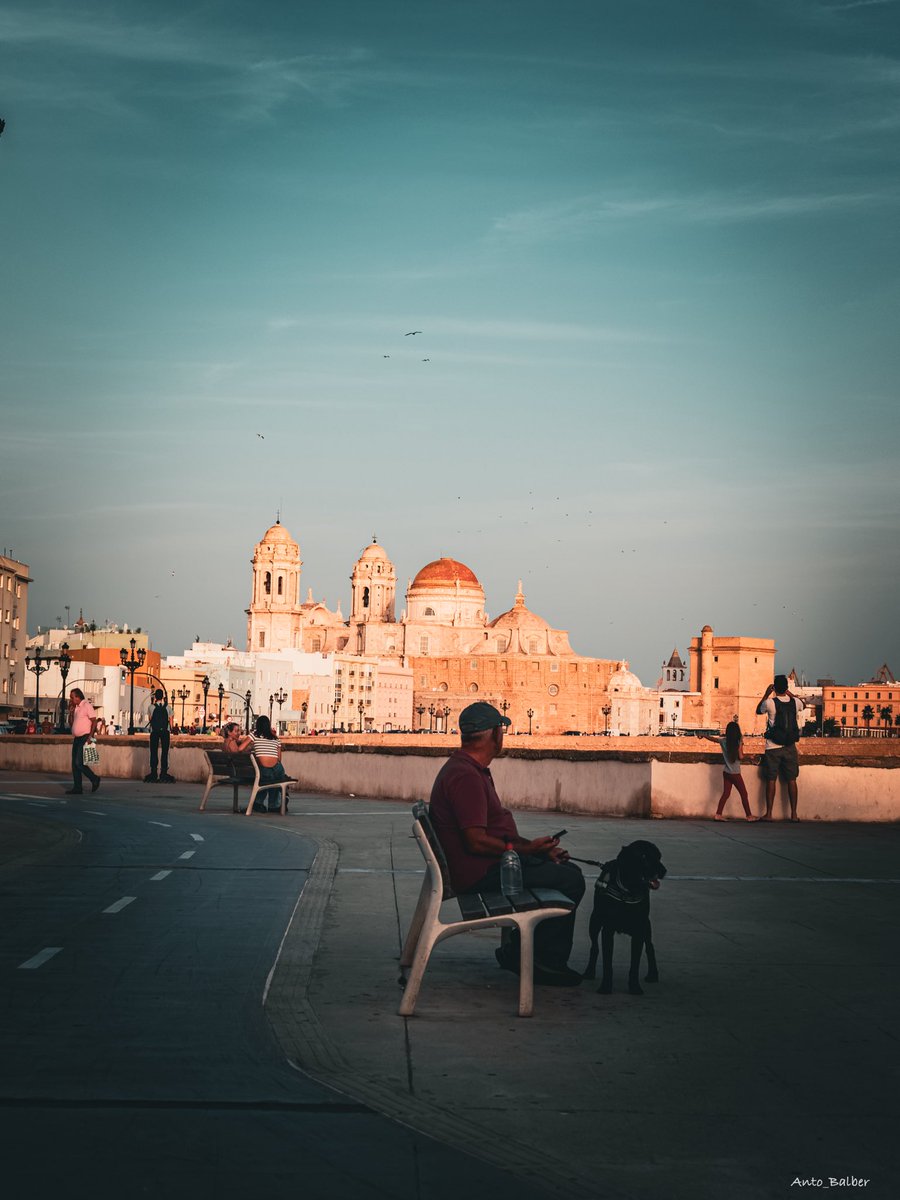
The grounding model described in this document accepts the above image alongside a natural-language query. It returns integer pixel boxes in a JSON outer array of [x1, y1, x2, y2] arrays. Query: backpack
[[768, 696, 799, 745], [149, 703, 169, 733]]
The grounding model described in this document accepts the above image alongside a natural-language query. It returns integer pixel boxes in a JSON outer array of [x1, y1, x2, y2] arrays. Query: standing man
[[756, 674, 807, 821], [67, 687, 100, 794], [146, 689, 175, 783], [429, 702, 585, 986]]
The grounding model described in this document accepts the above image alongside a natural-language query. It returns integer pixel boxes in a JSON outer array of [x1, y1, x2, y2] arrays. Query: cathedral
[[245, 520, 621, 735]]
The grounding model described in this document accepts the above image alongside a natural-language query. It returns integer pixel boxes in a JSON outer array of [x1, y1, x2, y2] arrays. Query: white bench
[[398, 801, 575, 1018], [198, 750, 296, 816]]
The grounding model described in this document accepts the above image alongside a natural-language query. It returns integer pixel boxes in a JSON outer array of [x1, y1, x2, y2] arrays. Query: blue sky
[[2, 0, 898, 684]]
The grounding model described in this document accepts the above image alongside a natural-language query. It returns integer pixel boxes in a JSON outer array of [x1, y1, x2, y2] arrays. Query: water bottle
[[500, 841, 523, 895]]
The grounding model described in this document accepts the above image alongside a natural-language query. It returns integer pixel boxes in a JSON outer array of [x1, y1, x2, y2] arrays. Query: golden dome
[[410, 557, 481, 590]]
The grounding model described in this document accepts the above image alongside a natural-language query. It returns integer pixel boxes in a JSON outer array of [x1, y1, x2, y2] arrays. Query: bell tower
[[245, 519, 303, 652], [350, 537, 396, 624]]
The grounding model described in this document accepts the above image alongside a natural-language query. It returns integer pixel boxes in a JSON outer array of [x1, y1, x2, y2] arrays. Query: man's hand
[[522, 834, 560, 857], [763, 684, 775, 699]]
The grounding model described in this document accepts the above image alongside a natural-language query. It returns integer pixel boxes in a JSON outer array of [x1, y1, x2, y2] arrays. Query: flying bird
[[383, 355, 391, 358], [421, 358, 430, 362], [256, 433, 265, 439], [404, 330, 422, 336], [0, 118, 5, 137]]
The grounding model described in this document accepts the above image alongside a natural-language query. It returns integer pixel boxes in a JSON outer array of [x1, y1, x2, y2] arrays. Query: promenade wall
[[1, 734, 897, 822]]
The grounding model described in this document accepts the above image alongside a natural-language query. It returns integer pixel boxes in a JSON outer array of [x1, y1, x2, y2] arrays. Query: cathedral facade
[[245, 521, 621, 735]]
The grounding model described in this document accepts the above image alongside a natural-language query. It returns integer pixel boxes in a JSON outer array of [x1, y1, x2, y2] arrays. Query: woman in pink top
[[68, 688, 100, 794]]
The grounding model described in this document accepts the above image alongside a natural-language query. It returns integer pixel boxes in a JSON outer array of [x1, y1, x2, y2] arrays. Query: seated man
[[429, 702, 585, 987]]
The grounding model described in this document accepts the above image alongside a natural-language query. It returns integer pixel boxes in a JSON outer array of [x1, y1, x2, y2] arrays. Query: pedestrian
[[756, 675, 807, 821], [145, 690, 175, 783], [251, 715, 289, 813], [696, 723, 758, 821], [66, 687, 100, 794], [429, 701, 585, 986]]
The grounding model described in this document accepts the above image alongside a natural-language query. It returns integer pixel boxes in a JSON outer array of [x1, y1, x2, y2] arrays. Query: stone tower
[[350, 537, 396, 624], [245, 520, 303, 652]]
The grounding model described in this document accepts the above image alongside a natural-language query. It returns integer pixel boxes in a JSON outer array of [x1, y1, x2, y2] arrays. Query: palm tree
[[861, 704, 875, 731], [880, 705, 893, 736], [822, 717, 838, 738]]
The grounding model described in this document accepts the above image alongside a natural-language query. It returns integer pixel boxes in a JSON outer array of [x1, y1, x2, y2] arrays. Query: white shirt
[[756, 695, 806, 751]]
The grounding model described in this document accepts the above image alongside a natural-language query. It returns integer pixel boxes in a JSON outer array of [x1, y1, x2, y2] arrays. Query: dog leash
[[567, 855, 603, 867]]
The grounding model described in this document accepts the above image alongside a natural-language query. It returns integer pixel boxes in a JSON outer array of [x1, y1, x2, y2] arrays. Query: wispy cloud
[[489, 187, 895, 243]]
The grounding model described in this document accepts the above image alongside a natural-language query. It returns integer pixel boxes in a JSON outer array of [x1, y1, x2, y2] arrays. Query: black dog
[[583, 840, 666, 995]]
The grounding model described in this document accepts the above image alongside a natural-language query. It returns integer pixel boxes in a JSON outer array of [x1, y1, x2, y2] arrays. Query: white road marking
[[18, 947, 63, 970], [149, 821, 172, 828], [178, 851, 195, 860], [27, 802, 50, 808], [85, 810, 106, 817], [103, 896, 137, 914], [150, 870, 172, 881], [190, 834, 204, 842]]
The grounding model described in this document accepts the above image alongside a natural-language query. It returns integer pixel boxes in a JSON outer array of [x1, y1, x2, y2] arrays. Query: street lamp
[[201, 675, 210, 734], [527, 707, 534, 735], [602, 704, 611, 734], [671, 712, 677, 735], [176, 686, 190, 729], [428, 704, 435, 733], [244, 689, 253, 733], [217, 682, 225, 730], [56, 642, 71, 732], [500, 700, 510, 720], [273, 687, 287, 731], [416, 704, 425, 732], [442, 704, 450, 733], [120, 638, 147, 735], [25, 646, 53, 733], [331, 699, 340, 733], [358, 699, 365, 733]]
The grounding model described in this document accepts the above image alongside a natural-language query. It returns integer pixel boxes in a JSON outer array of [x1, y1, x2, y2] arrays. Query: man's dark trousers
[[467, 856, 585, 969], [71, 734, 99, 792], [149, 730, 170, 779]]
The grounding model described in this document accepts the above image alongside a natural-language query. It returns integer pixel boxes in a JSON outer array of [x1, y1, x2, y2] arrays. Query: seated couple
[[222, 716, 289, 814]]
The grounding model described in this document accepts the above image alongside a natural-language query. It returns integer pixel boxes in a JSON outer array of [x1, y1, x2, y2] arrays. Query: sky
[[1, 0, 898, 686]]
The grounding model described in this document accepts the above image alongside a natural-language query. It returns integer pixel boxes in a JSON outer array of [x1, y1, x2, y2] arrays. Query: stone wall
[[2, 734, 897, 822]]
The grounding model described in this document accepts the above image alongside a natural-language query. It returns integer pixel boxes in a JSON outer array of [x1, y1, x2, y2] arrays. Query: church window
[[468, 683, 478, 693], [312, 637, 322, 652], [471, 660, 477, 669], [258, 632, 266, 648], [666, 670, 670, 681], [277, 576, 284, 596], [548, 684, 559, 697], [496, 639, 508, 653], [528, 638, 539, 654], [419, 637, 429, 655], [549, 704, 557, 714], [424, 607, 435, 616], [680, 670, 684, 681], [439, 682, 448, 692], [363, 587, 370, 608], [550, 662, 558, 673], [659, 698, 664, 708], [264, 572, 271, 595], [714, 677, 719, 689]]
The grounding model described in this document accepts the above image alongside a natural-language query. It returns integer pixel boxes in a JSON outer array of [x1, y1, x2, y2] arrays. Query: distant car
[[0, 722, 17, 735], [562, 730, 582, 736]]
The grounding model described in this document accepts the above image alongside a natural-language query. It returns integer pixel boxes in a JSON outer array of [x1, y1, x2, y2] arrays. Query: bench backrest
[[412, 800, 455, 901], [205, 749, 255, 780]]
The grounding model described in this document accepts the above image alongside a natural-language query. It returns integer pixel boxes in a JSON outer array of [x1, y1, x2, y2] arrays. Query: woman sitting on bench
[[222, 722, 252, 755], [252, 715, 289, 813]]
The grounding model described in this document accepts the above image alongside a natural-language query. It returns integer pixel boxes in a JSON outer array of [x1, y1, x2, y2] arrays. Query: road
[[0, 786, 554, 1200]]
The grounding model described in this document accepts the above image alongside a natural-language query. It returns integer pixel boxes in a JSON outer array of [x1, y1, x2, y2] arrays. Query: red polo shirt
[[429, 749, 518, 892]]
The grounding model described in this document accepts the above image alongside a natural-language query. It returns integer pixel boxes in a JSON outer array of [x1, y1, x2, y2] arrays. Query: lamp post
[[331, 699, 340, 733], [273, 687, 287, 731], [358, 699, 365, 733], [242, 689, 252, 732], [56, 643, 71, 732], [526, 707, 534, 735], [217, 682, 225, 730], [120, 638, 147, 735], [25, 646, 53, 733], [201, 675, 210, 735], [442, 704, 450, 733], [500, 700, 510, 720], [428, 704, 435, 733], [602, 703, 611, 734], [671, 712, 677, 736], [416, 705, 425, 732], [176, 686, 190, 729]]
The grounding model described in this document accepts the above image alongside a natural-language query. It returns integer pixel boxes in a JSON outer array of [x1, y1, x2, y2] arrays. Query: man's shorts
[[761, 743, 800, 782]]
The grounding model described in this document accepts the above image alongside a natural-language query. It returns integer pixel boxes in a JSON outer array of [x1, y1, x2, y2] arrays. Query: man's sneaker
[[533, 963, 582, 988], [144, 774, 158, 783], [91, 778, 101, 793], [160, 775, 176, 783], [65, 788, 83, 795]]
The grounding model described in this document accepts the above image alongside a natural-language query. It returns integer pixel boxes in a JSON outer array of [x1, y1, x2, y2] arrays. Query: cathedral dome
[[260, 520, 296, 546], [357, 539, 391, 563], [490, 584, 550, 632], [410, 557, 481, 591], [609, 661, 643, 691]]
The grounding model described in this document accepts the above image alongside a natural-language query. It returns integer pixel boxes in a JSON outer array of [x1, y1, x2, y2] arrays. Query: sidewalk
[[2, 771, 897, 1198]]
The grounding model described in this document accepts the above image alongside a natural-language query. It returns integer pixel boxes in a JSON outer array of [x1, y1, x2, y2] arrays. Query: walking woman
[[697, 722, 757, 821], [251, 715, 288, 813]]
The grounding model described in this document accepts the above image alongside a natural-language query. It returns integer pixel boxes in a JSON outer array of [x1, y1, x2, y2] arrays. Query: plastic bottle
[[500, 841, 523, 895]]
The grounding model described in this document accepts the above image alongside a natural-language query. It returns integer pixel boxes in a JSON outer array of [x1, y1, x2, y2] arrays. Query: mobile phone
[[550, 828, 567, 839]]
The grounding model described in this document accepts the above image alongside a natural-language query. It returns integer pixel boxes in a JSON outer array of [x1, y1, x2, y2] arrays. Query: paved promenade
[[1, 769, 898, 1199]]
